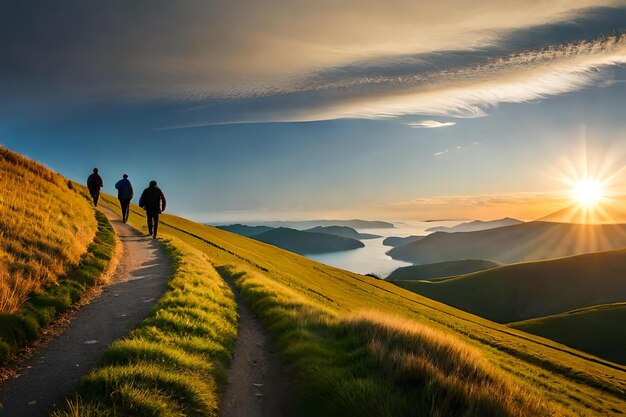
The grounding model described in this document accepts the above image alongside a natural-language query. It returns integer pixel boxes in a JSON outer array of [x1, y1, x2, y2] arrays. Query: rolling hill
[[426, 217, 523, 233], [252, 227, 365, 254], [387, 259, 499, 281], [5, 147, 626, 416], [387, 220, 626, 264], [305, 225, 381, 240], [391, 248, 626, 323], [509, 303, 626, 365], [95, 195, 626, 416], [382, 235, 425, 247]]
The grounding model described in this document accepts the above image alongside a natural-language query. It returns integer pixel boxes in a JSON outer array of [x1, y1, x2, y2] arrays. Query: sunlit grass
[[0, 146, 97, 313], [0, 210, 116, 362], [53, 238, 237, 417], [218, 265, 558, 417]]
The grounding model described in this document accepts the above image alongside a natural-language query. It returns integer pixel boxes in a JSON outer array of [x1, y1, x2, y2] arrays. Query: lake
[[305, 220, 463, 278]]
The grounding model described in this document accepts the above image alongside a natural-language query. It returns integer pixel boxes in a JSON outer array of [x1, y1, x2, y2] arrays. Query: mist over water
[[305, 220, 463, 278]]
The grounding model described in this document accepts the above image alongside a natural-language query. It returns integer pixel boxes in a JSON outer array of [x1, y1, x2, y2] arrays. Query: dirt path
[[0, 206, 171, 417], [220, 285, 294, 417]]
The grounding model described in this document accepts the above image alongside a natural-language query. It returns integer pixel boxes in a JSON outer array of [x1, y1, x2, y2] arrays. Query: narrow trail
[[0, 206, 171, 417], [220, 284, 294, 417]]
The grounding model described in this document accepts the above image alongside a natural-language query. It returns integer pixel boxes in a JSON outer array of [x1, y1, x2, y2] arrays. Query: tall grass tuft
[[0, 146, 97, 313], [219, 265, 559, 417]]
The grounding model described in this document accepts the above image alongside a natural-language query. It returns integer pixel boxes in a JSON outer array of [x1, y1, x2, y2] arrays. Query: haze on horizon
[[1, 0, 625, 222]]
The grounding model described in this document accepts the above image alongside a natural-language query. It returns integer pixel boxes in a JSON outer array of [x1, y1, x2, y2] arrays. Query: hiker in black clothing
[[87, 168, 103, 206], [139, 180, 166, 239], [114, 174, 134, 223]]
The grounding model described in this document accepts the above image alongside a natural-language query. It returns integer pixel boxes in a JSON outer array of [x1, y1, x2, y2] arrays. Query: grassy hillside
[[0, 147, 98, 313], [388, 221, 626, 264], [387, 259, 499, 281], [392, 248, 626, 323], [510, 303, 626, 365], [96, 194, 626, 416], [253, 227, 364, 254]]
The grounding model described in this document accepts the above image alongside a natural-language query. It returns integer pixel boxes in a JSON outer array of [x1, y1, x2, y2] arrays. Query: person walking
[[114, 174, 134, 223], [87, 168, 103, 206], [139, 180, 166, 239]]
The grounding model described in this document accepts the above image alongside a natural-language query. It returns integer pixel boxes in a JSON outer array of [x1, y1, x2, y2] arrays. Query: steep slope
[[0, 146, 97, 313], [387, 259, 499, 281], [382, 235, 425, 247], [305, 225, 381, 239], [509, 303, 626, 365], [426, 217, 523, 233], [253, 227, 364, 254], [101, 194, 626, 416], [392, 248, 626, 323], [388, 221, 626, 264]]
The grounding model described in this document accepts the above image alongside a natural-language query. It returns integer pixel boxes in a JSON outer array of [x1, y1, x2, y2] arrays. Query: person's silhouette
[[87, 168, 103, 206], [139, 180, 166, 238], [115, 174, 134, 223]]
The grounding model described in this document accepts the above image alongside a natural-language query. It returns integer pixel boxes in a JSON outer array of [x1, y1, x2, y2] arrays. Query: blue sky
[[1, 1, 625, 222]]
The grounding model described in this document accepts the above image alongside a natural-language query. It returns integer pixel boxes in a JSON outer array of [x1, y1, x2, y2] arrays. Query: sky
[[1, 1, 626, 222]]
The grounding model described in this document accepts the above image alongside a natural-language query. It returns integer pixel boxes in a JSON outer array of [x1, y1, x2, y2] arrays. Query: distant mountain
[[387, 221, 626, 264], [253, 227, 364, 254], [382, 235, 425, 247], [392, 248, 626, 323], [217, 224, 274, 237], [509, 302, 626, 365], [254, 219, 394, 229], [305, 226, 381, 240], [426, 217, 523, 233], [387, 259, 499, 281]]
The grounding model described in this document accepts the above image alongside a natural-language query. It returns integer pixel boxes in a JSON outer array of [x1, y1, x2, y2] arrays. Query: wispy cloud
[[408, 121, 457, 129], [166, 34, 626, 128]]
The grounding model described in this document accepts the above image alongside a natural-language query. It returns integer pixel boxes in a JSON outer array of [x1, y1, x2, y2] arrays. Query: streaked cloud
[[1, 2, 625, 127], [166, 34, 626, 127], [408, 121, 457, 129]]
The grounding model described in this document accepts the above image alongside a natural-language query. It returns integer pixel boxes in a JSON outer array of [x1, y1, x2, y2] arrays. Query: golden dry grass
[[0, 147, 96, 313]]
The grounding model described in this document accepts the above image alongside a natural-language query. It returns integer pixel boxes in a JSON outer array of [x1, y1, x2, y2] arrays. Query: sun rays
[[544, 140, 626, 225]]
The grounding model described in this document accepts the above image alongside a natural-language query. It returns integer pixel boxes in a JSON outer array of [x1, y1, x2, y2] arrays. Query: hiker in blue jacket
[[115, 174, 134, 223]]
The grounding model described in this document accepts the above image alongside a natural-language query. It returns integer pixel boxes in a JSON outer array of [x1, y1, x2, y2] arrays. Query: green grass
[[0, 210, 116, 363], [391, 248, 626, 324], [95, 195, 626, 416], [52, 237, 237, 417], [510, 303, 626, 365], [219, 265, 556, 417]]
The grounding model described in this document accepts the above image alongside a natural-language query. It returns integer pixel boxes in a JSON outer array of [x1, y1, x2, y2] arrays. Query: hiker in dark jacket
[[139, 180, 166, 239], [87, 168, 103, 206], [114, 174, 134, 223]]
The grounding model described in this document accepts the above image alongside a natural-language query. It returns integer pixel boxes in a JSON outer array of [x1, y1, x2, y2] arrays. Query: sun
[[572, 179, 605, 206]]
